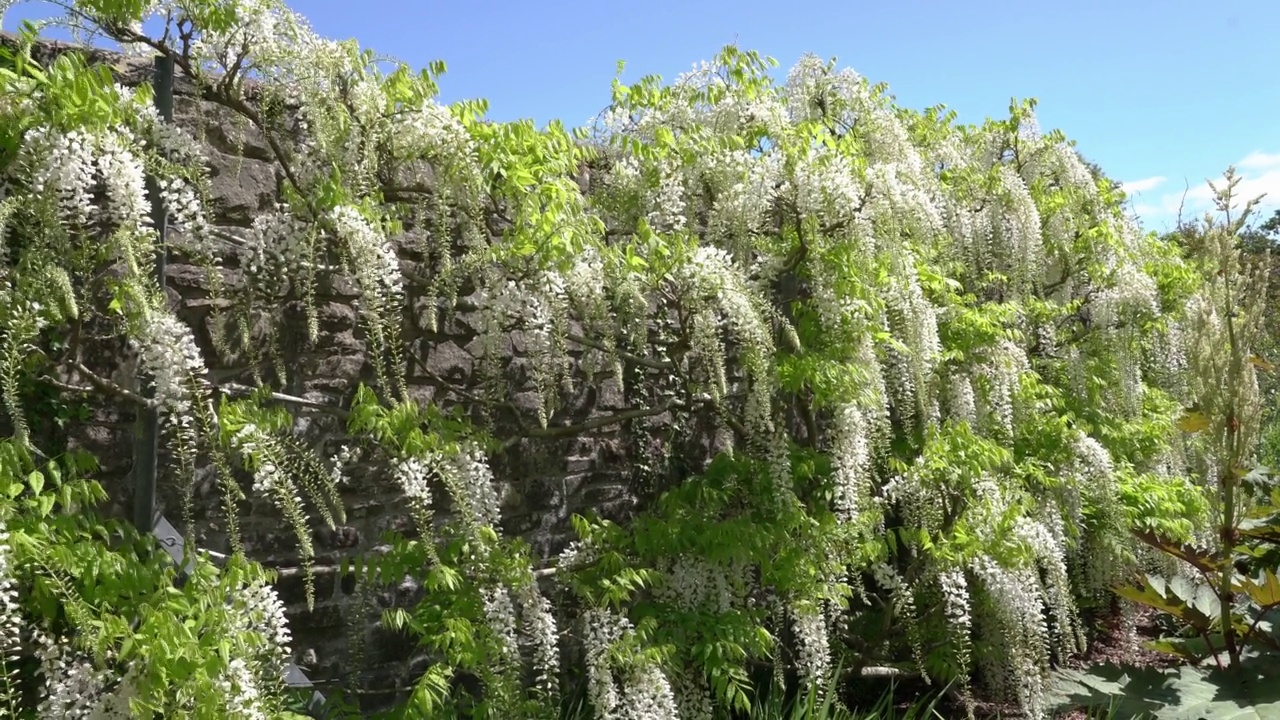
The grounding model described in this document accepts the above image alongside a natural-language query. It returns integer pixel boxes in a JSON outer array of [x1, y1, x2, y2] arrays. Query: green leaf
[[1134, 530, 1229, 574], [1241, 570, 1280, 608], [1177, 409, 1211, 433], [1147, 634, 1218, 660], [1189, 582, 1221, 626], [1050, 657, 1280, 719]]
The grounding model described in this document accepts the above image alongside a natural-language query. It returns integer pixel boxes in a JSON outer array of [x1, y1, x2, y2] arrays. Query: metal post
[[126, 55, 327, 715], [133, 54, 174, 535]]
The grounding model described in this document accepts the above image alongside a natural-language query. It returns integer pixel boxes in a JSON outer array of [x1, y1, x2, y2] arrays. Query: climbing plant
[[0, 437, 305, 718], [0, 0, 1233, 718]]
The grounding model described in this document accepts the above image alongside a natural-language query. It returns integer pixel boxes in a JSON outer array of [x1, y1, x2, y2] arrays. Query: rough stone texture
[[2, 33, 718, 708]]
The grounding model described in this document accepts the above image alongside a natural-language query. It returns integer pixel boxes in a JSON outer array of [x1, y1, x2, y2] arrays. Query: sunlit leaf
[[1177, 409, 1212, 434], [1249, 355, 1277, 373]]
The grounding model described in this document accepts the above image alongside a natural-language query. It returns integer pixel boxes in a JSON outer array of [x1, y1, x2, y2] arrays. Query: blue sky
[[5, 0, 1279, 232]]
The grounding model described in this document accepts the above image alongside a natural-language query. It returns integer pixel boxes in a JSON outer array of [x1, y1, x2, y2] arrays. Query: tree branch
[[67, 361, 152, 408], [565, 332, 673, 371], [214, 382, 350, 418], [106, 25, 319, 222]]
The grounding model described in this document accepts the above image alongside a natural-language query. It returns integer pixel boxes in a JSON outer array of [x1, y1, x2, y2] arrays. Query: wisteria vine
[[0, 1, 1244, 718]]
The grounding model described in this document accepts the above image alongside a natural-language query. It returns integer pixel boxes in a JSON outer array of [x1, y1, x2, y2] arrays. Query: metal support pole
[[128, 55, 328, 716], [133, 54, 174, 535]]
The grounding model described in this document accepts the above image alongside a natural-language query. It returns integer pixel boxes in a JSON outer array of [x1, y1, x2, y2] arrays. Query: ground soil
[[1050, 604, 1181, 720]]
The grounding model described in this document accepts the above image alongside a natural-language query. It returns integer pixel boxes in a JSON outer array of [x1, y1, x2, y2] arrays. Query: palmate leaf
[[1238, 570, 1280, 609], [1170, 575, 1220, 625], [1238, 513, 1280, 545], [1049, 656, 1280, 720], [1147, 634, 1221, 661], [1116, 576, 1186, 617], [1177, 409, 1212, 434], [1133, 531, 1230, 574], [1115, 573, 1221, 631]]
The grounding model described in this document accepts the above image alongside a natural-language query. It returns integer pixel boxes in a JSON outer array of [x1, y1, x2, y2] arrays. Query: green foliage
[[1115, 470, 1207, 543], [0, 0, 1259, 717], [342, 385, 557, 717], [218, 391, 349, 608], [1051, 657, 1280, 720], [1117, 475, 1280, 665], [567, 451, 855, 712], [0, 438, 298, 717]]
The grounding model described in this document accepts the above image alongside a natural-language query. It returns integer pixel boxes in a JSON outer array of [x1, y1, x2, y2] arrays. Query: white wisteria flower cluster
[[135, 311, 207, 417], [583, 608, 681, 720], [0, 524, 19, 701]]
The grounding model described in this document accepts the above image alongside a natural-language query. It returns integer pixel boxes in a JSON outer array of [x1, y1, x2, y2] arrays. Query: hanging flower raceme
[[1092, 261, 1160, 329], [330, 205, 404, 306], [226, 424, 317, 597], [702, 149, 781, 245], [136, 311, 208, 416], [864, 161, 945, 241], [582, 609, 626, 718], [582, 608, 681, 720], [232, 579, 294, 663], [393, 456, 431, 502], [95, 129, 150, 230], [427, 442, 502, 531], [514, 579, 560, 697], [789, 146, 864, 231], [34, 630, 111, 718], [16, 127, 98, 226], [0, 524, 19, 708], [217, 657, 268, 720], [976, 339, 1030, 438], [672, 672, 715, 720], [831, 403, 874, 525], [969, 556, 1052, 720], [790, 602, 832, 690], [514, 270, 572, 427], [674, 247, 775, 422], [619, 661, 682, 720], [391, 100, 483, 193], [157, 176, 207, 235], [329, 204, 405, 388], [946, 373, 978, 426], [481, 585, 521, 667], [782, 53, 868, 126], [988, 165, 1046, 290], [882, 261, 943, 430], [1013, 518, 1084, 660], [938, 567, 973, 678]]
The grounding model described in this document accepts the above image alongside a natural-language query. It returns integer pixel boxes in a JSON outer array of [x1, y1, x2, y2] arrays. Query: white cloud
[[1128, 150, 1280, 232], [1120, 176, 1166, 194], [1239, 151, 1280, 169]]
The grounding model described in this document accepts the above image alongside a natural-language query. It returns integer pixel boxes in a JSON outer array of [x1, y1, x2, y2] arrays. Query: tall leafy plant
[[1116, 170, 1280, 668]]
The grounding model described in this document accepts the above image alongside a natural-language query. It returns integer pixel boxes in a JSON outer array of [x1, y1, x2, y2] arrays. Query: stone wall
[[2, 34, 716, 708]]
